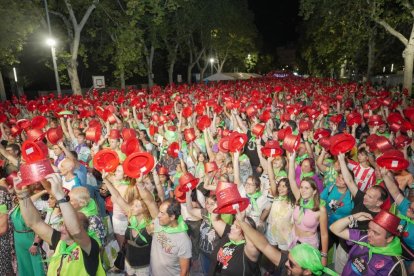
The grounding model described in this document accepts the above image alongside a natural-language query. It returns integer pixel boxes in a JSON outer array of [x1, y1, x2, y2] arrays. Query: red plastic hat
[[313, 128, 330, 140], [372, 210, 401, 236], [246, 105, 257, 118], [182, 106, 193, 118], [213, 182, 249, 214], [298, 119, 313, 132], [376, 149, 409, 171], [329, 114, 343, 125], [183, 128, 196, 143], [6, 172, 18, 187], [261, 140, 283, 157], [26, 128, 45, 142], [329, 133, 355, 155], [85, 127, 101, 143], [46, 127, 63, 145], [251, 124, 265, 137], [10, 125, 22, 137], [204, 161, 219, 173], [158, 166, 169, 175], [0, 114, 7, 123], [167, 142, 180, 158], [346, 112, 362, 126], [277, 127, 292, 141], [174, 187, 186, 203], [109, 129, 120, 140], [149, 125, 158, 136], [282, 134, 300, 153], [122, 128, 136, 140], [93, 149, 120, 173], [16, 159, 54, 189], [228, 132, 248, 152], [394, 135, 412, 149], [197, 115, 211, 131], [22, 140, 48, 163], [178, 172, 199, 192], [319, 137, 331, 150], [374, 136, 393, 153], [121, 138, 141, 156], [259, 110, 272, 122], [31, 116, 48, 129], [368, 115, 385, 126], [218, 136, 230, 153], [123, 152, 155, 178], [17, 119, 31, 130]]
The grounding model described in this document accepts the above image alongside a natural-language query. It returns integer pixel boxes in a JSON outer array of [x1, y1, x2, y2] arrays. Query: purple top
[[342, 229, 398, 276], [295, 166, 324, 193]]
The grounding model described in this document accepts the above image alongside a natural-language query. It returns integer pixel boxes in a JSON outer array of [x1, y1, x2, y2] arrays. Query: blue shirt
[[321, 184, 354, 226], [398, 198, 414, 250], [74, 164, 88, 186]]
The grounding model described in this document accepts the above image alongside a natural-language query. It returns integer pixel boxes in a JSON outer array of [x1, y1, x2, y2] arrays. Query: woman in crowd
[[288, 151, 329, 266], [0, 178, 14, 276]]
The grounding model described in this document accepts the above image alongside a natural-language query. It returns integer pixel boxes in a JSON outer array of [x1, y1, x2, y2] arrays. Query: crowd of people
[[0, 75, 413, 276]]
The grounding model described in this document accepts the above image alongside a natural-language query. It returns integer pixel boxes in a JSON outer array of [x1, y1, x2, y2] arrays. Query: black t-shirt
[[51, 229, 100, 276], [272, 252, 288, 276], [351, 190, 380, 230], [244, 130, 263, 168], [125, 226, 152, 267], [208, 224, 260, 276]]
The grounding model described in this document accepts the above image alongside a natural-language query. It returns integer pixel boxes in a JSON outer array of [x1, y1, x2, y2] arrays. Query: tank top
[[125, 227, 152, 267]]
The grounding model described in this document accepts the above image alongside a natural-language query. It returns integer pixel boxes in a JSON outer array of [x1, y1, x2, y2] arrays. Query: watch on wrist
[[56, 197, 68, 205], [32, 242, 39, 247]]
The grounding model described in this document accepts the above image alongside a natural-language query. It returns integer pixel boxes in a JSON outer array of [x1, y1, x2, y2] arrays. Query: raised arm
[[288, 152, 300, 200], [337, 153, 358, 197], [185, 191, 202, 220], [319, 206, 329, 266], [46, 173, 92, 253], [267, 157, 277, 196], [330, 212, 372, 240], [66, 118, 77, 141], [0, 144, 18, 167], [233, 151, 241, 186], [59, 118, 70, 139], [316, 148, 329, 173], [256, 138, 269, 175], [203, 129, 215, 161], [136, 176, 159, 219], [101, 171, 131, 214], [380, 168, 404, 206]]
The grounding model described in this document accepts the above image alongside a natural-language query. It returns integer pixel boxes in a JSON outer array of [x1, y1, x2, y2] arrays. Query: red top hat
[[277, 127, 292, 141], [228, 132, 248, 152], [204, 161, 219, 173], [93, 149, 120, 173], [368, 115, 385, 126], [16, 159, 54, 189], [17, 119, 31, 130], [22, 140, 48, 163], [85, 127, 101, 143], [319, 137, 331, 150], [10, 125, 22, 137], [121, 138, 141, 156], [178, 173, 199, 192], [387, 112, 404, 125], [109, 129, 120, 140], [197, 115, 211, 131], [313, 128, 330, 140], [394, 135, 412, 149], [346, 112, 362, 126], [104, 110, 117, 124], [218, 136, 230, 153], [120, 108, 129, 118], [26, 128, 45, 142], [259, 110, 271, 122], [213, 182, 249, 214], [122, 128, 136, 140], [149, 125, 158, 136], [0, 114, 7, 123], [261, 140, 283, 157], [6, 172, 18, 187], [123, 152, 155, 178], [251, 124, 265, 137], [158, 166, 169, 175], [374, 136, 393, 153], [377, 149, 409, 171], [46, 127, 63, 145], [330, 114, 343, 125], [174, 187, 186, 203], [184, 128, 196, 143], [298, 119, 313, 132], [246, 105, 257, 117], [282, 134, 300, 153], [372, 210, 401, 236], [159, 115, 169, 125], [329, 133, 356, 155], [182, 106, 193, 118], [31, 116, 48, 129], [167, 142, 180, 158]]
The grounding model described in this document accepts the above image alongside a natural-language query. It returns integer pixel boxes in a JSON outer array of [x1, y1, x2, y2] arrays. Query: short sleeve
[[398, 198, 410, 216], [177, 234, 192, 259], [347, 229, 363, 246]]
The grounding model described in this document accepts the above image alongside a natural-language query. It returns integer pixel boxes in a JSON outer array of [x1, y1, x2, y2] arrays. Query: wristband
[[56, 197, 68, 205], [32, 242, 39, 247], [320, 252, 328, 258]]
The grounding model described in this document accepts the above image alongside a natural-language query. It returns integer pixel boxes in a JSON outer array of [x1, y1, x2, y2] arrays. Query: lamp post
[[46, 38, 61, 97], [209, 58, 215, 76], [44, 0, 61, 97]]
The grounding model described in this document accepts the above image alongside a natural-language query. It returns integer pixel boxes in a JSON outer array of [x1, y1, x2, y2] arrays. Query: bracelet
[[320, 252, 328, 258]]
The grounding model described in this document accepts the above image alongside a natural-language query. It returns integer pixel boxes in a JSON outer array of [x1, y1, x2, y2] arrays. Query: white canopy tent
[[203, 72, 262, 81]]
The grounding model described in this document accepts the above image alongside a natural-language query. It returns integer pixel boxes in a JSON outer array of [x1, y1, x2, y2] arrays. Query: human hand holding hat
[[352, 212, 373, 222], [45, 173, 65, 200], [14, 178, 31, 201]]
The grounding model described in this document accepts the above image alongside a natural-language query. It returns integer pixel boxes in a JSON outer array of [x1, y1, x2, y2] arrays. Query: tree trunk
[[120, 68, 125, 90], [67, 59, 82, 95], [168, 63, 174, 85], [403, 46, 414, 96], [145, 45, 155, 87], [187, 66, 193, 84], [0, 71, 6, 101], [366, 37, 375, 82]]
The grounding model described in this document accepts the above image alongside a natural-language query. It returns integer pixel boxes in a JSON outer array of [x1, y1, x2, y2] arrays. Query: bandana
[[80, 199, 98, 217], [290, 243, 338, 275], [224, 239, 246, 247], [128, 216, 151, 243], [0, 204, 8, 214], [118, 180, 130, 186], [273, 169, 287, 178], [247, 191, 262, 212], [239, 154, 249, 162], [397, 213, 414, 225], [352, 236, 402, 260], [156, 215, 188, 234], [295, 153, 309, 164], [297, 198, 314, 224], [300, 171, 315, 181]]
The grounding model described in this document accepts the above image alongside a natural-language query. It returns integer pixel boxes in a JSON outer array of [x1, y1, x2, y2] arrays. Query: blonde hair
[[70, 187, 90, 207]]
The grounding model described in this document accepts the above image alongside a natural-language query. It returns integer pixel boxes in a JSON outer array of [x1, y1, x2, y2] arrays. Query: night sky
[[248, 0, 301, 50]]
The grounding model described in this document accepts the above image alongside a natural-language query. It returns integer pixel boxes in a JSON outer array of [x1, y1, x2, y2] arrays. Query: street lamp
[[209, 58, 215, 75], [46, 37, 61, 97]]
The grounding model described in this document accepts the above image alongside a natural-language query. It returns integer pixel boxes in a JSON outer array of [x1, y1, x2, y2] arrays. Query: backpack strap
[[387, 256, 407, 276]]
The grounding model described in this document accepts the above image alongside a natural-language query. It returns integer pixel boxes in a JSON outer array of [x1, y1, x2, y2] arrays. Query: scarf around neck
[[128, 216, 151, 243], [353, 236, 402, 260], [156, 215, 188, 234], [80, 199, 98, 217], [247, 191, 262, 212]]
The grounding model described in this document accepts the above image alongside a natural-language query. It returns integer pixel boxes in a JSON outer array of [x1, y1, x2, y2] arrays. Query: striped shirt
[[347, 160, 375, 192]]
